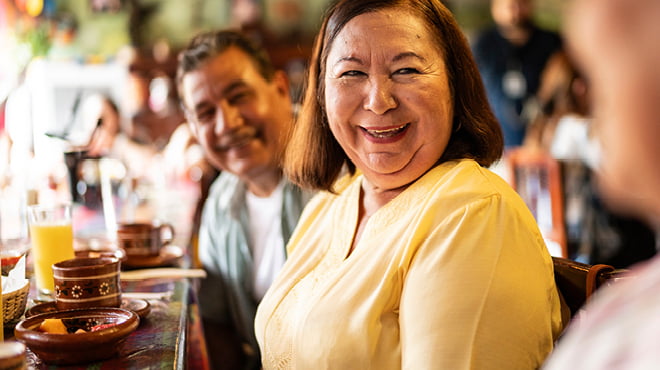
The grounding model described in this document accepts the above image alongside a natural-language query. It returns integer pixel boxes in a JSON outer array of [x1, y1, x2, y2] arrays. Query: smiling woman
[[323, 9, 453, 191], [254, 0, 564, 369]]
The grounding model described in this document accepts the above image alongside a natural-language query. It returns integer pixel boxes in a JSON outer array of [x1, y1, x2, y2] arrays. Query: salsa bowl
[[14, 307, 139, 365]]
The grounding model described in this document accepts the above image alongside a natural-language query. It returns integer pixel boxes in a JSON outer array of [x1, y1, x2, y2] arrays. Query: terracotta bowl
[[25, 298, 151, 321], [14, 308, 139, 365]]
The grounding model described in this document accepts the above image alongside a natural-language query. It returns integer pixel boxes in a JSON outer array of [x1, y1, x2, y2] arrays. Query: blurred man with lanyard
[[472, 0, 562, 148]]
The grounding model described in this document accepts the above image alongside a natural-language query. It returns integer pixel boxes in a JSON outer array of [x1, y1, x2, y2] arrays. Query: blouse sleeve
[[400, 194, 560, 370]]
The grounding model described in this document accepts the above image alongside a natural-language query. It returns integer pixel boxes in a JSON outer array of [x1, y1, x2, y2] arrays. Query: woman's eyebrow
[[334, 52, 426, 65], [392, 51, 426, 63], [334, 56, 364, 65]]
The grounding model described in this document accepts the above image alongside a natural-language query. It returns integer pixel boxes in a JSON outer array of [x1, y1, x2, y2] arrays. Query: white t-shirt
[[550, 114, 601, 169], [246, 181, 286, 301]]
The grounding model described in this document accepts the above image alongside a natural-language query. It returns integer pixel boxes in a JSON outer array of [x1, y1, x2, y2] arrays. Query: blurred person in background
[[255, 0, 563, 368], [472, 0, 562, 148], [525, 51, 656, 269], [120, 43, 185, 151], [543, 0, 660, 368], [74, 93, 161, 167], [176, 29, 312, 370], [77, 94, 122, 158]]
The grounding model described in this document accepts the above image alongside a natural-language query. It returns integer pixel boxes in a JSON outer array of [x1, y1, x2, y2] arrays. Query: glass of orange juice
[[27, 203, 75, 296]]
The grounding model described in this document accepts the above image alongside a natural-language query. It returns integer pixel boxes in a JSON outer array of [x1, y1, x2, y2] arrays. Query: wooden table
[[6, 174, 208, 368], [6, 274, 209, 369]]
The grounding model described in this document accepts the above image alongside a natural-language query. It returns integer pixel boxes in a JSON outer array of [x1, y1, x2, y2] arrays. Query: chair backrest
[[552, 257, 629, 319], [507, 148, 568, 258]]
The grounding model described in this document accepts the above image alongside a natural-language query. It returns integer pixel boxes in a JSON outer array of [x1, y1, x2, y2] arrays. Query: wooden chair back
[[507, 148, 568, 258], [552, 257, 629, 319]]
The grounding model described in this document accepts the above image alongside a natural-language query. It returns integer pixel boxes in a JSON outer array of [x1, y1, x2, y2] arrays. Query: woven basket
[[2, 279, 30, 325]]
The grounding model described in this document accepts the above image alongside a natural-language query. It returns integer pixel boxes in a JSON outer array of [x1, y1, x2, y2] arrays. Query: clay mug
[[116, 222, 175, 258], [0, 341, 27, 370], [52, 257, 121, 311]]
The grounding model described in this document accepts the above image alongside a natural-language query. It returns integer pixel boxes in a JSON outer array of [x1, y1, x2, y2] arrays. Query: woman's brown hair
[[285, 0, 502, 191]]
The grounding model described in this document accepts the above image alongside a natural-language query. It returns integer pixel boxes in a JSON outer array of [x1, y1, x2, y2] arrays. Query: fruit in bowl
[[14, 307, 139, 365]]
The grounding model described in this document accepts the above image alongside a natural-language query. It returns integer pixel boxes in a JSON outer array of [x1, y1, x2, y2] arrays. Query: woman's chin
[[362, 169, 424, 193]]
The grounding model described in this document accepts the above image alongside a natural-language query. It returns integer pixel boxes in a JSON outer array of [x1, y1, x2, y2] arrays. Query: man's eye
[[228, 91, 251, 105], [196, 108, 215, 123]]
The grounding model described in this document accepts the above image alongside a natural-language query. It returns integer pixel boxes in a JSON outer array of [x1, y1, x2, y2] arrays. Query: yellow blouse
[[255, 160, 563, 369]]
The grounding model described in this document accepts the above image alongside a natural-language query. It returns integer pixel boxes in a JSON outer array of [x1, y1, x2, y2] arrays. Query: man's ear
[[273, 70, 291, 99], [179, 101, 197, 136], [185, 114, 199, 138]]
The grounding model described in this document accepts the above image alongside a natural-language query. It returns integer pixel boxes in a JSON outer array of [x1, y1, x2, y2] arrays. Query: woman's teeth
[[365, 124, 409, 138]]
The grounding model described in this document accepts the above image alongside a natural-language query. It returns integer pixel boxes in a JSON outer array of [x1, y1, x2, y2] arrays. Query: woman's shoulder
[[416, 159, 523, 210], [430, 159, 511, 192], [306, 171, 361, 206]]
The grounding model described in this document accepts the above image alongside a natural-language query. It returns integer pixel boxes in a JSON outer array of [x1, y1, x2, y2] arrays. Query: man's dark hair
[[176, 29, 276, 99]]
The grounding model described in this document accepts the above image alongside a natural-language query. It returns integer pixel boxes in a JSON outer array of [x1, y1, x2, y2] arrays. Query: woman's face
[[324, 8, 453, 191]]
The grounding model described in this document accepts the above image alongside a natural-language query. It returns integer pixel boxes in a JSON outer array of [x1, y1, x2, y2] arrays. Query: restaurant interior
[[0, 0, 657, 368]]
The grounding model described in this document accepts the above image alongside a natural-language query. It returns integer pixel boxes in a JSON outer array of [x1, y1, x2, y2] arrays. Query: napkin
[[2, 255, 27, 293]]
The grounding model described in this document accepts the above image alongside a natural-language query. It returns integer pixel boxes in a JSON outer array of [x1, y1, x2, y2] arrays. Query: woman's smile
[[360, 123, 410, 141]]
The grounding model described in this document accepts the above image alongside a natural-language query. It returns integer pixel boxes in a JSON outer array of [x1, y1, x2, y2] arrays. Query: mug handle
[[157, 223, 176, 246]]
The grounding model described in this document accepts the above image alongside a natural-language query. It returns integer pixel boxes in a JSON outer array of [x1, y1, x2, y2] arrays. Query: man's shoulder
[[204, 172, 245, 210], [208, 172, 242, 194], [530, 26, 563, 46]]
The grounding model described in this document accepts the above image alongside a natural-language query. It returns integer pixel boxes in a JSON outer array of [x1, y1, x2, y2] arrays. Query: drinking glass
[[27, 203, 75, 296]]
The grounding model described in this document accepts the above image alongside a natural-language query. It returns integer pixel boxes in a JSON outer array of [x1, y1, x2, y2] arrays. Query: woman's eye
[[340, 70, 366, 78], [395, 68, 420, 75]]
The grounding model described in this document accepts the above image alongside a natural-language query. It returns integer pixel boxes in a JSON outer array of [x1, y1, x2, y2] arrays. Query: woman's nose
[[362, 77, 398, 115], [214, 100, 243, 135]]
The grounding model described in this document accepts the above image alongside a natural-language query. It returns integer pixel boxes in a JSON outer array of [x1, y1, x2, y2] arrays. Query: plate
[[121, 245, 184, 269], [26, 298, 151, 320], [120, 297, 151, 319]]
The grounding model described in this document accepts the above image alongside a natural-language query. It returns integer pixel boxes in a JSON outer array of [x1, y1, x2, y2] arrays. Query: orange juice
[[0, 258, 3, 340], [29, 223, 75, 294]]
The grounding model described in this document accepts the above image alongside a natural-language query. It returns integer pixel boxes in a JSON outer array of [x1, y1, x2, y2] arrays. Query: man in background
[[176, 30, 311, 369], [472, 0, 562, 148], [543, 0, 660, 368]]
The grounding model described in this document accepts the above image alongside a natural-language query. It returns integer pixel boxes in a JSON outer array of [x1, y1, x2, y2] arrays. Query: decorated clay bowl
[[14, 308, 139, 365]]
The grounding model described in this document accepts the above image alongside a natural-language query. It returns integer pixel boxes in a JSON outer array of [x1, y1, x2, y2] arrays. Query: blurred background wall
[[1, 0, 567, 62], [0, 0, 570, 188]]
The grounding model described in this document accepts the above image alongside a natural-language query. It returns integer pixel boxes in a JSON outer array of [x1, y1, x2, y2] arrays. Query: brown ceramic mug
[[116, 222, 175, 257], [0, 341, 27, 370], [52, 257, 122, 311]]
